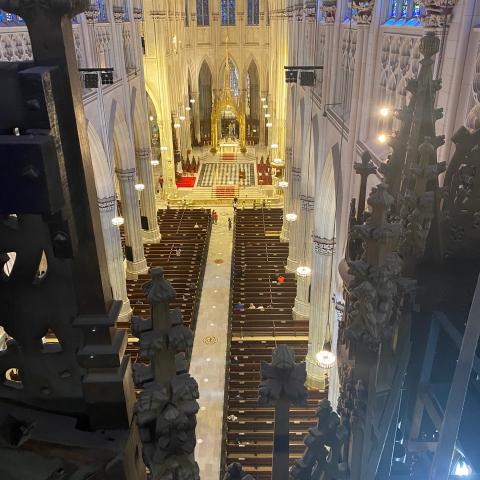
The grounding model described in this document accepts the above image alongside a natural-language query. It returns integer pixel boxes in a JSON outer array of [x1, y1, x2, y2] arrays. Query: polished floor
[[189, 207, 234, 478]]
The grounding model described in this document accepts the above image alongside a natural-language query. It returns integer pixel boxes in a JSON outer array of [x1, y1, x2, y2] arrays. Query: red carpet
[[176, 176, 196, 188]]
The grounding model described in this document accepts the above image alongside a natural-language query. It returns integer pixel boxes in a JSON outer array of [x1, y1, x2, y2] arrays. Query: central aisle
[[190, 207, 233, 478]]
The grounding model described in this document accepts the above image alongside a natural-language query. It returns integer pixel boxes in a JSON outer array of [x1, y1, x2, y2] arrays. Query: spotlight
[[111, 216, 125, 226], [286, 213, 297, 222], [265, 113, 271, 118], [134, 183, 145, 191], [296, 266, 311, 277], [149, 115, 154, 121], [262, 104, 269, 109], [185, 106, 191, 111], [377, 133, 387, 144], [179, 115, 186, 121], [190, 98, 195, 104], [261, 97, 266, 102], [273, 158, 283, 165]]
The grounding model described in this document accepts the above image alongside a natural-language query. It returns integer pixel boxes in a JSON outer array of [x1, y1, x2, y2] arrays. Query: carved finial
[[143, 267, 176, 303], [420, 0, 458, 29], [351, 0, 376, 25], [259, 344, 307, 405]]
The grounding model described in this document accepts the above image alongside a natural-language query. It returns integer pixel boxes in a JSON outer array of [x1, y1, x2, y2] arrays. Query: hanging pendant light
[[273, 158, 283, 166], [286, 213, 297, 222], [111, 216, 125, 227], [316, 342, 336, 369], [160, 146, 168, 152], [296, 265, 311, 277], [134, 183, 145, 191], [151, 160, 160, 166], [279, 180, 289, 188]]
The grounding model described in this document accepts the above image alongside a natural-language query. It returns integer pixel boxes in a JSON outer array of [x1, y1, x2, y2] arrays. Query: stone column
[[286, 167, 302, 272], [293, 196, 314, 319], [98, 197, 133, 322], [135, 148, 161, 243], [280, 146, 293, 242], [191, 92, 201, 144], [306, 235, 336, 390], [116, 168, 148, 277]]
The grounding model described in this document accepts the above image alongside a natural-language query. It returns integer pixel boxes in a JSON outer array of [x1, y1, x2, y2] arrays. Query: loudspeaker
[[300, 71, 316, 86], [285, 70, 298, 84], [84, 72, 99, 88]]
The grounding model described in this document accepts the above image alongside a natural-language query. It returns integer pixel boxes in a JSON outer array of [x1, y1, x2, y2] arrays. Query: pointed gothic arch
[[246, 59, 260, 144], [199, 60, 213, 144]]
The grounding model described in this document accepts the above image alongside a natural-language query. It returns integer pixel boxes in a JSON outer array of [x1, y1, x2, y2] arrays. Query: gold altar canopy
[[211, 51, 246, 150]]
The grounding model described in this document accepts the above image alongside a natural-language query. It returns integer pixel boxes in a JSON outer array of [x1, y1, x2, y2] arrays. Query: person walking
[[228, 217, 232, 230]]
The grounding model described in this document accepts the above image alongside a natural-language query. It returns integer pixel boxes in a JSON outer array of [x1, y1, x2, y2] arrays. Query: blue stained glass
[[248, 0, 259, 25], [221, 0, 235, 26], [391, 0, 398, 17], [413, 1, 421, 16], [197, 0, 209, 26], [96, 0, 108, 22], [401, 0, 408, 17], [229, 60, 239, 96]]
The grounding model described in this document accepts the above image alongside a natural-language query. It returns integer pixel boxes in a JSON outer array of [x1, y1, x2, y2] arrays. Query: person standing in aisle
[[228, 218, 232, 230]]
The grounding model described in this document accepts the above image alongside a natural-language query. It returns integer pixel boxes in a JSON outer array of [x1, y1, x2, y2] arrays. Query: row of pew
[[121, 208, 212, 362], [224, 208, 326, 479]]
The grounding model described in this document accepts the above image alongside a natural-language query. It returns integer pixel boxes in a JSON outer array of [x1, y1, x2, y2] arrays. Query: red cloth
[[176, 176, 196, 188]]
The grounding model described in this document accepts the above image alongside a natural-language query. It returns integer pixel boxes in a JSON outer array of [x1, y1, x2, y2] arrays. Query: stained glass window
[[413, 1, 421, 16], [0, 10, 23, 24], [96, 0, 108, 22], [391, 0, 399, 17], [197, 0, 209, 26], [401, 0, 408, 17], [248, 0, 259, 25], [185, 0, 189, 26], [229, 60, 239, 97], [221, 0, 235, 26]]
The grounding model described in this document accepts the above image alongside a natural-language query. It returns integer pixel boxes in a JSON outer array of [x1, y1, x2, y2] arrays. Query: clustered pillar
[[116, 168, 148, 277], [98, 196, 133, 322], [135, 148, 161, 244]]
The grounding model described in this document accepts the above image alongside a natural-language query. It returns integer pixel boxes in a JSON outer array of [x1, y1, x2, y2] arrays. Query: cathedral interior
[[1, 0, 480, 479]]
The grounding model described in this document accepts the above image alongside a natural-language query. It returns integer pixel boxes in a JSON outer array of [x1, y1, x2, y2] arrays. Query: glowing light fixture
[[454, 460, 472, 477], [261, 97, 266, 102], [134, 183, 145, 191], [174, 123, 181, 129], [296, 266, 311, 277], [379, 106, 390, 117], [160, 146, 168, 152], [279, 180, 289, 188], [377, 133, 387, 144], [273, 158, 283, 165], [190, 98, 196, 104], [179, 115, 186, 121], [286, 213, 297, 222], [266, 122, 273, 128], [111, 217, 125, 227], [262, 104, 269, 109], [271, 143, 279, 149], [185, 106, 191, 111], [151, 160, 160, 166], [149, 115, 154, 121], [316, 343, 336, 369], [265, 113, 271, 118]]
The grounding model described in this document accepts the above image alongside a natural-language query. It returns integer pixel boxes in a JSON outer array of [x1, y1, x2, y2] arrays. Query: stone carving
[[420, 0, 458, 28], [313, 236, 336, 256], [441, 126, 480, 259], [259, 344, 307, 405], [132, 268, 199, 480], [85, 4, 100, 23], [320, 0, 337, 23], [351, 0, 375, 25], [223, 463, 256, 480], [113, 5, 125, 23], [290, 399, 348, 479], [259, 344, 307, 480], [337, 365, 367, 428], [300, 195, 315, 211]]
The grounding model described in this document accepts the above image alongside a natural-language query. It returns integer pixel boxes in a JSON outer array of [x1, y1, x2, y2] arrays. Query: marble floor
[[189, 207, 234, 478]]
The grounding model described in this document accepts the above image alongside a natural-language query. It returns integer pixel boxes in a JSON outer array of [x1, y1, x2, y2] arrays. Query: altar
[[219, 139, 239, 155]]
